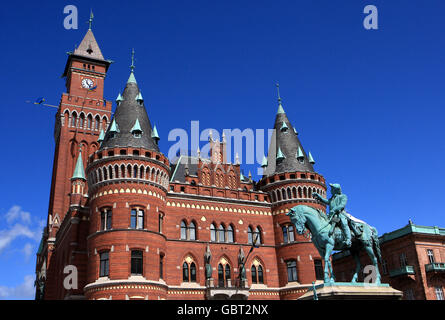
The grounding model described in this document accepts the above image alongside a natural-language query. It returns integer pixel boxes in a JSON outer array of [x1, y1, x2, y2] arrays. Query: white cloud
[[5, 206, 31, 225], [0, 275, 35, 300], [0, 206, 43, 255], [0, 223, 40, 254], [22, 243, 34, 262]]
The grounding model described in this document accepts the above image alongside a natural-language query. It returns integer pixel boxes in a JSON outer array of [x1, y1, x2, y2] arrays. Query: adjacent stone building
[[34, 27, 329, 300], [332, 221, 445, 300]]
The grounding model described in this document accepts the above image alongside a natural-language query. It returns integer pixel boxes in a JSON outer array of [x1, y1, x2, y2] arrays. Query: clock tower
[[45, 26, 113, 274]]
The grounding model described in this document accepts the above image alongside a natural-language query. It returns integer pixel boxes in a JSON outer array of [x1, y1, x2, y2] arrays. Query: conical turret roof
[[263, 87, 314, 176], [71, 149, 86, 180], [99, 70, 159, 151]]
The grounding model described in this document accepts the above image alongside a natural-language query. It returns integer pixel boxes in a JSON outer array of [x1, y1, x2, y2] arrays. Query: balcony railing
[[389, 265, 415, 277], [425, 263, 445, 273]]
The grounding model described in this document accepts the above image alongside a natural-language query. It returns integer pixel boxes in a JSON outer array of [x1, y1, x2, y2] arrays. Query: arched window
[[227, 224, 234, 243], [183, 259, 196, 282], [79, 113, 85, 128], [218, 224, 226, 243], [87, 114, 92, 129], [247, 226, 253, 244], [103, 167, 108, 180], [133, 165, 138, 178], [251, 264, 264, 284], [287, 188, 292, 199], [182, 262, 189, 282], [114, 165, 119, 179], [282, 189, 286, 200], [71, 112, 78, 127], [108, 166, 113, 179], [210, 223, 217, 242], [180, 220, 187, 240], [189, 221, 196, 240], [254, 226, 262, 245], [121, 164, 126, 178], [218, 263, 231, 287], [95, 115, 100, 130]]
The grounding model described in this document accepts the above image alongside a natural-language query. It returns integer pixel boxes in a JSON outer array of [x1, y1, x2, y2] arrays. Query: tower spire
[[127, 48, 137, 84], [71, 145, 86, 180], [130, 48, 135, 72], [276, 82, 285, 114], [88, 9, 94, 30]]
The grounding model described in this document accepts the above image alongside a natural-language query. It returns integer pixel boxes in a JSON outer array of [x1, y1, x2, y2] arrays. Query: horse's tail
[[371, 227, 382, 264]]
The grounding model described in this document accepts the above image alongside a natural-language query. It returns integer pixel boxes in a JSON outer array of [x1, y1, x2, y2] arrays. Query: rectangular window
[[287, 261, 298, 282], [131, 209, 144, 229], [314, 259, 324, 280], [131, 250, 143, 275], [427, 249, 435, 264], [159, 255, 164, 280], [99, 252, 109, 277], [159, 213, 164, 233], [399, 253, 408, 267], [100, 209, 112, 231], [435, 287, 444, 300]]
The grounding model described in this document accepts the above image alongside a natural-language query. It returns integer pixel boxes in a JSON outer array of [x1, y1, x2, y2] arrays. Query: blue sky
[[0, 0, 444, 299]]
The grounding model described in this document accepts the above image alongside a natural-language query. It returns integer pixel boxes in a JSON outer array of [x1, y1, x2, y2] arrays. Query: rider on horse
[[313, 183, 362, 248]]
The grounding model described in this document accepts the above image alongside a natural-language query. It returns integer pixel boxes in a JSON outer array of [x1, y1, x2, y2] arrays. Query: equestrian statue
[[286, 183, 382, 284]]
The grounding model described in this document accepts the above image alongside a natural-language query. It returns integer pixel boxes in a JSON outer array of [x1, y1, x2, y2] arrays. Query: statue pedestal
[[298, 282, 403, 300]]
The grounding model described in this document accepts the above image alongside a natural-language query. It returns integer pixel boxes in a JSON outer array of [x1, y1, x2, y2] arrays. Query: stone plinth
[[298, 282, 403, 300]]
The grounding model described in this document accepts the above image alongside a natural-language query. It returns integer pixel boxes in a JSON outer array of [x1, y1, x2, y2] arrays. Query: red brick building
[[34, 27, 330, 300], [332, 221, 445, 300]]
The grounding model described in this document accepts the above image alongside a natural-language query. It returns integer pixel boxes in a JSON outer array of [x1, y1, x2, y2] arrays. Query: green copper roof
[[277, 103, 285, 114], [131, 118, 142, 133], [36, 234, 44, 255], [297, 146, 304, 159], [240, 172, 245, 181], [71, 150, 86, 180], [116, 93, 123, 103], [109, 119, 120, 133], [293, 127, 298, 135], [151, 125, 160, 140], [97, 129, 105, 142], [127, 72, 137, 84], [308, 152, 315, 164], [277, 147, 285, 160], [261, 155, 268, 167]]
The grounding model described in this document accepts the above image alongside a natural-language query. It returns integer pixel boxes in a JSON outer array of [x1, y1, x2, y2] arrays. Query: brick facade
[[34, 28, 330, 300]]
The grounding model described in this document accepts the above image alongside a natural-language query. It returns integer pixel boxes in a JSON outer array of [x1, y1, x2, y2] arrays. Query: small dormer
[[296, 147, 305, 163], [151, 125, 160, 144], [109, 119, 120, 139], [276, 147, 285, 161], [131, 118, 143, 138], [116, 93, 123, 106], [135, 92, 144, 105], [280, 121, 288, 132]]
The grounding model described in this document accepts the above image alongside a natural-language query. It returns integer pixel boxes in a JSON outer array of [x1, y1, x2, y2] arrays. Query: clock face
[[81, 78, 94, 89]]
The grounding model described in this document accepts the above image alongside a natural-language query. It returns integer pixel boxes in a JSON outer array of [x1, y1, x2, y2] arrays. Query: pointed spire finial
[[130, 48, 135, 72], [88, 9, 94, 30], [276, 82, 281, 104]]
